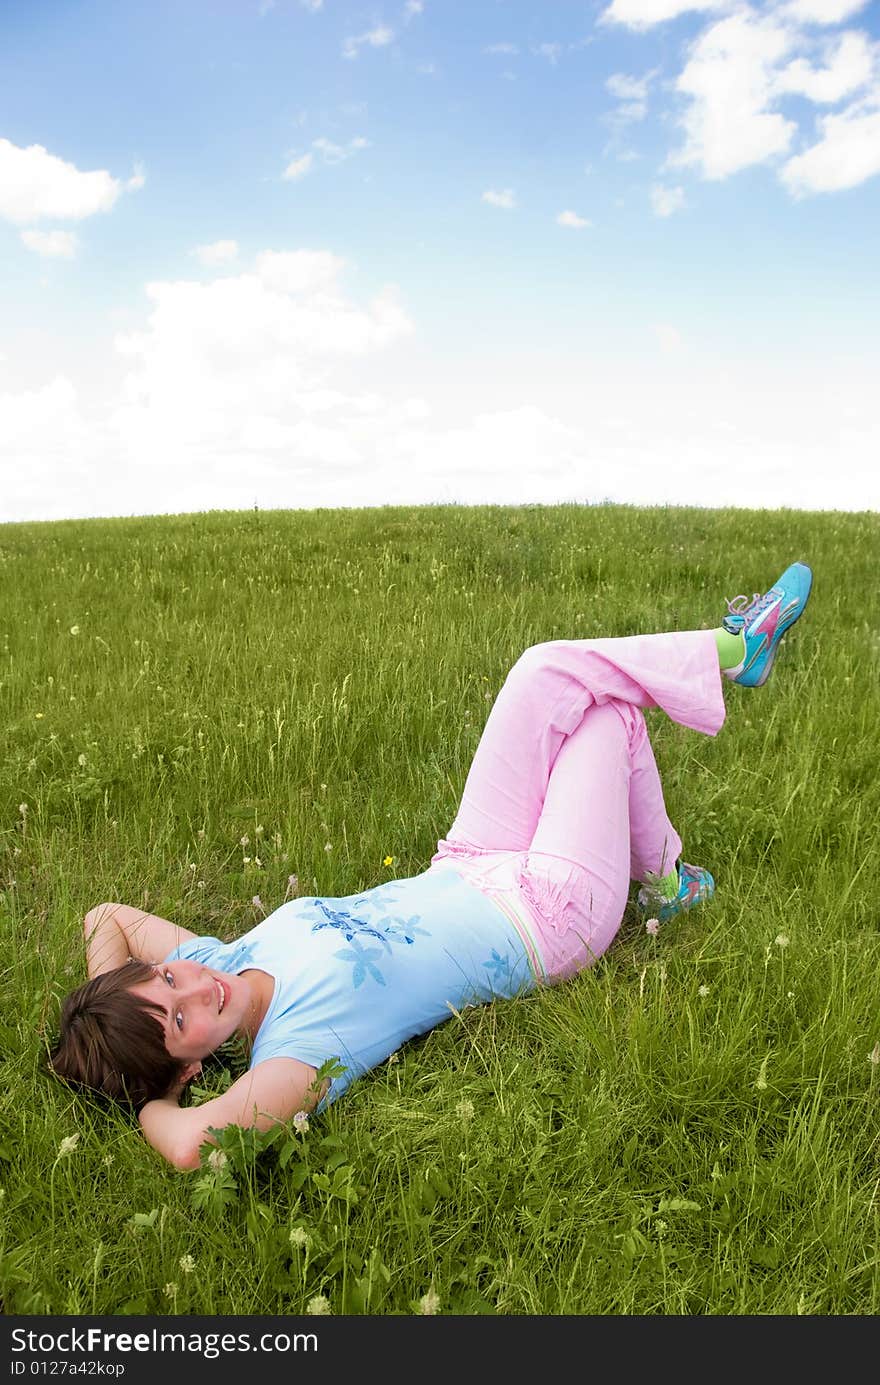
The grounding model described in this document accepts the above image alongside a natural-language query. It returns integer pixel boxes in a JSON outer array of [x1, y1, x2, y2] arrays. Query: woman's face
[[128, 960, 250, 1062]]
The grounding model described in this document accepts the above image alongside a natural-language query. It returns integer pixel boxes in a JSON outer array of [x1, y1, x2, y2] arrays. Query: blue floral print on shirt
[[309, 895, 431, 984], [483, 949, 515, 987], [334, 938, 387, 989], [311, 901, 393, 950]]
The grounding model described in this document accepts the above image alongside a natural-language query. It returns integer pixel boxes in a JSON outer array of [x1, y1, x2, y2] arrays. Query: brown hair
[[48, 960, 187, 1111]]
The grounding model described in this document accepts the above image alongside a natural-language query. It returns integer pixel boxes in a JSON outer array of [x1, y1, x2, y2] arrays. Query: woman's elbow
[[170, 1142, 203, 1172], [152, 1133, 202, 1172], [138, 1109, 204, 1172]]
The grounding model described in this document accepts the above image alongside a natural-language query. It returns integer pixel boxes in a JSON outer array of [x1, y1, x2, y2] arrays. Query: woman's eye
[[175, 1011, 184, 1032], [164, 970, 175, 987]]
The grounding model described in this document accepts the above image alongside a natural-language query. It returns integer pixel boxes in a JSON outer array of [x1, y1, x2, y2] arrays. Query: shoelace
[[726, 590, 772, 618]]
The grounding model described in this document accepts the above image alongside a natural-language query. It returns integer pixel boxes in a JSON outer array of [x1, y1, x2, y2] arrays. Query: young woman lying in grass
[[49, 561, 813, 1171]]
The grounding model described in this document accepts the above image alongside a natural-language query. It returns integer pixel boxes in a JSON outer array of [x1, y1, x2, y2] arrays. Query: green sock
[[714, 627, 746, 671], [657, 865, 680, 900]]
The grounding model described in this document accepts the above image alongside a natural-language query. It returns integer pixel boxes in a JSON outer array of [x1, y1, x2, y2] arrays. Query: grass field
[[1, 502, 878, 1315]]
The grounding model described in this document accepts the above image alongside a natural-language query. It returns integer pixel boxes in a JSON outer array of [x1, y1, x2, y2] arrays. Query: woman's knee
[[504, 641, 568, 691]]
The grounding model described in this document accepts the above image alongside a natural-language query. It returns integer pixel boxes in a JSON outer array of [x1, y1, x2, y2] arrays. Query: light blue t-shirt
[[164, 867, 535, 1109]]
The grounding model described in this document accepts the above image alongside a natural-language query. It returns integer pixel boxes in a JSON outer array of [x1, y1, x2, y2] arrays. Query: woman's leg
[[436, 560, 812, 859], [517, 698, 682, 977], [434, 630, 724, 859]]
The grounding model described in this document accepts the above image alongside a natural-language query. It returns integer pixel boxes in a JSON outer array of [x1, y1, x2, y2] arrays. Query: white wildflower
[[179, 1254, 196, 1274], [58, 1134, 80, 1157], [289, 1227, 311, 1249], [419, 1286, 441, 1315], [293, 1111, 309, 1134], [306, 1294, 331, 1315], [207, 1149, 228, 1172]]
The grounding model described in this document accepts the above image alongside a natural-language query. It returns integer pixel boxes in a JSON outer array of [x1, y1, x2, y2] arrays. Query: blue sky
[[1, 0, 878, 521]]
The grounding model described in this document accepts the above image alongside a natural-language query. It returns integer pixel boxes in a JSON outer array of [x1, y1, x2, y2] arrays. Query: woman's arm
[[84, 903, 197, 978], [138, 1057, 326, 1170]]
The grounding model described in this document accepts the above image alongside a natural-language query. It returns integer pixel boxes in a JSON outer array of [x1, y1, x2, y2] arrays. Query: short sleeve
[[163, 935, 225, 967]]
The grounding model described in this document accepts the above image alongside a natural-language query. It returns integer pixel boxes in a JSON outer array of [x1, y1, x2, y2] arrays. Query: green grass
[[1, 501, 878, 1315]]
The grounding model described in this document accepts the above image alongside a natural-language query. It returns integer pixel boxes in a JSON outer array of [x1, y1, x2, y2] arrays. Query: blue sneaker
[[637, 862, 715, 923], [722, 561, 813, 688]]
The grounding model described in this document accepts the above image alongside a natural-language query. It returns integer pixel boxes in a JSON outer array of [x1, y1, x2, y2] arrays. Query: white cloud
[[404, 2, 424, 18], [668, 14, 797, 178], [774, 30, 875, 103], [484, 43, 518, 55], [482, 188, 516, 209], [778, 0, 870, 24], [20, 228, 78, 258], [535, 43, 563, 64], [3, 329, 879, 520], [312, 136, 370, 164], [283, 152, 314, 180], [253, 248, 344, 295], [781, 101, 880, 193], [109, 253, 414, 459], [556, 209, 591, 228], [342, 26, 394, 60], [300, 0, 324, 10], [604, 69, 657, 153], [616, 2, 880, 196], [651, 183, 686, 215], [283, 136, 369, 181], [126, 163, 146, 192], [0, 138, 122, 224], [0, 375, 78, 444], [600, 0, 730, 30], [0, 249, 422, 520], [194, 239, 239, 266], [606, 72, 652, 104], [0, 376, 100, 523]]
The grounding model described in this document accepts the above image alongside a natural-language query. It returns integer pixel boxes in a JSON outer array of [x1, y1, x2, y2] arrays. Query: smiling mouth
[[215, 977, 226, 1014]]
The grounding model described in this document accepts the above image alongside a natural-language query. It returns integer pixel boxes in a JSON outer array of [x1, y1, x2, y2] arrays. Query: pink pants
[[430, 631, 727, 981]]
